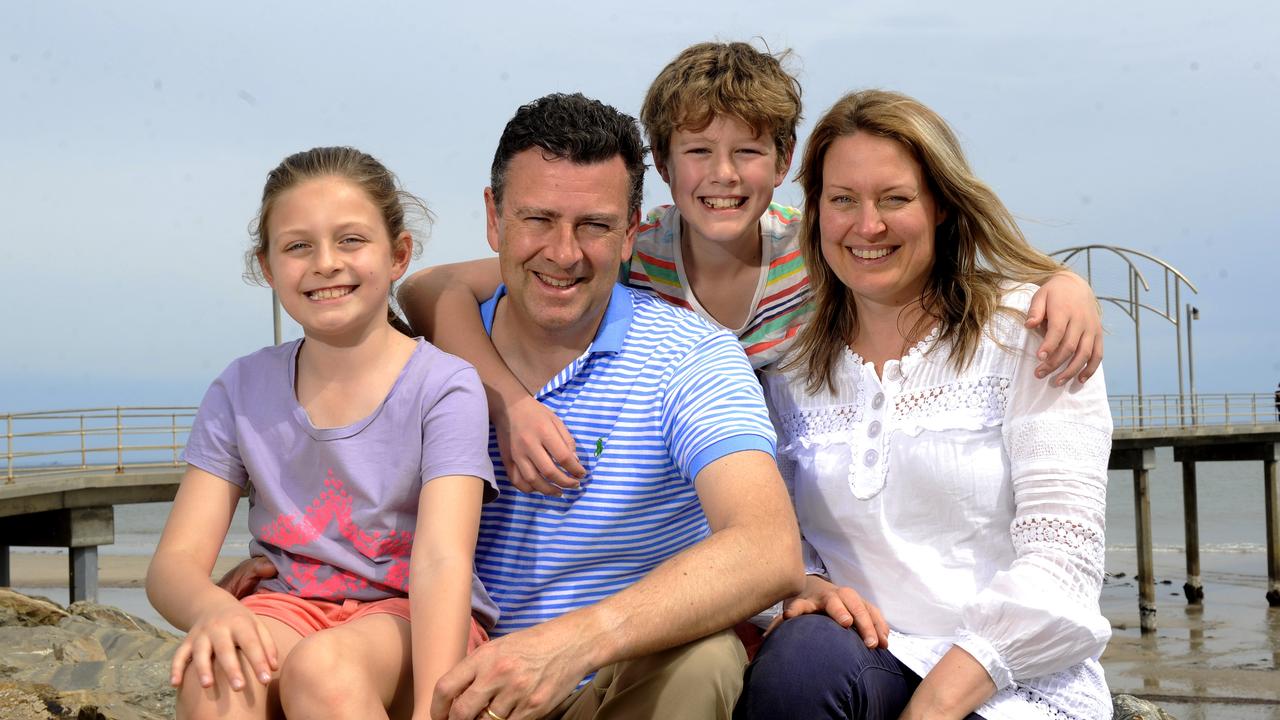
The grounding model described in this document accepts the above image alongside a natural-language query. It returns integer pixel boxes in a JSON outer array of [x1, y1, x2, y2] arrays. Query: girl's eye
[[339, 235, 367, 246], [283, 241, 308, 252]]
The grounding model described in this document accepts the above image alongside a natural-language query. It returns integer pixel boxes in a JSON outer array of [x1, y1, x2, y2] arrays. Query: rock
[[0, 590, 177, 720], [1113, 694, 1178, 720], [67, 602, 173, 640], [0, 588, 71, 627]]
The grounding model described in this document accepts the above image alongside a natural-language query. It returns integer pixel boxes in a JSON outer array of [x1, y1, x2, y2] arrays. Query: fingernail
[[231, 677, 244, 690], [865, 638, 876, 647], [1036, 370, 1046, 378], [1038, 351, 1048, 360], [260, 671, 272, 683], [200, 675, 211, 687]]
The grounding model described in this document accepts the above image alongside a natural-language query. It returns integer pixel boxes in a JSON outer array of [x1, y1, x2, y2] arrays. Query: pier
[[4, 400, 1280, 630]]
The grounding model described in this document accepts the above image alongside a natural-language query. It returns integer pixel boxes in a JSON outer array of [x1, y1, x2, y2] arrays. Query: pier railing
[[5, 396, 1278, 483], [3, 407, 196, 483], [1110, 392, 1279, 430]]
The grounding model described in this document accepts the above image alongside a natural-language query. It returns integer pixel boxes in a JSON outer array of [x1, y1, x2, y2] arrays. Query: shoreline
[[7, 552, 247, 589]]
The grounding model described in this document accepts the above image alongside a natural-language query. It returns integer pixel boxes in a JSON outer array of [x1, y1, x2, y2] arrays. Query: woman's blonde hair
[[785, 89, 1063, 394]]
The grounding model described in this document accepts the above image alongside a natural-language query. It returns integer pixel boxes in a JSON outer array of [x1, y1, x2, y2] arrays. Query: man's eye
[[581, 222, 611, 234]]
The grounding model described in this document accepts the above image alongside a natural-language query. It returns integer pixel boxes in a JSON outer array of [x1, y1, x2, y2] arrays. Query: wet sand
[[9, 549, 1280, 718]]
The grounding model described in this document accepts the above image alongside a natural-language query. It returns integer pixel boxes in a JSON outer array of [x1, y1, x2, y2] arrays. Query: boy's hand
[[495, 396, 585, 495], [171, 595, 278, 691], [1026, 271, 1103, 386]]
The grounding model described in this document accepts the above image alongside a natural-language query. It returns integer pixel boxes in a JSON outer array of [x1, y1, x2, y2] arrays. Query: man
[[224, 93, 802, 720]]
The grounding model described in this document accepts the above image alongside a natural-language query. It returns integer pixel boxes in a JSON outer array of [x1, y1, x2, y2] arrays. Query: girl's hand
[[170, 595, 278, 691], [1026, 271, 1103, 386], [766, 574, 889, 649], [495, 395, 585, 496]]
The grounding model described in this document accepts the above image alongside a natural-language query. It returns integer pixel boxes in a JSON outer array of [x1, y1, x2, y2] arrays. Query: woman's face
[[818, 132, 944, 312]]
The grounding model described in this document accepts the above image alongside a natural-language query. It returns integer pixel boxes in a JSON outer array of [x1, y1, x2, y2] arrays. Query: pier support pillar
[[0, 545, 9, 587], [1111, 447, 1158, 633], [0, 507, 114, 604], [1180, 461, 1204, 604], [1266, 454, 1280, 607]]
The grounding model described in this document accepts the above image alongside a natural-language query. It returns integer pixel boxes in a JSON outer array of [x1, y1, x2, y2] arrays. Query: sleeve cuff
[[686, 433, 776, 483], [955, 629, 1014, 690], [802, 538, 828, 577]]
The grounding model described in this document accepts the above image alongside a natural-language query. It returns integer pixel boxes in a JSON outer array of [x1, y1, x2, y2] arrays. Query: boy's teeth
[[308, 287, 353, 300], [850, 247, 894, 260], [536, 273, 575, 288], [702, 197, 745, 209]]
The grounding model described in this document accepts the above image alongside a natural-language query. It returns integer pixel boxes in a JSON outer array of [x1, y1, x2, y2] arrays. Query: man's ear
[[621, 207, 640, 261], [484, 187, 501, 253]]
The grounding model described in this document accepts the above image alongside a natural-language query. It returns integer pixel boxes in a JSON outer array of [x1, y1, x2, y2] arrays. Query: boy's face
[[657, 115, 790, 250]]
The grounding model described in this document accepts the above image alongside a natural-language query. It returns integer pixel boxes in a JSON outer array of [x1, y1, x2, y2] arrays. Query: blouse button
[[871, 392, 885, 410], [863, 449, 879, 466], [885, 364, 901, 381], [868, 420, 882, 438]]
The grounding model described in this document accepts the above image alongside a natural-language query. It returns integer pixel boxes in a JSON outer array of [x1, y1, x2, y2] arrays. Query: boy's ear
[[774, 148, 795, 187], [653, 151, 671, 185]]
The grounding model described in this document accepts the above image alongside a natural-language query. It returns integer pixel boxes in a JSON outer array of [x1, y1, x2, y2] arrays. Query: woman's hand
[[495, 395, 585, 496], [766, 574, 889, 649], [170, 594, 278, 691], [1026, 271, 1103, 386]]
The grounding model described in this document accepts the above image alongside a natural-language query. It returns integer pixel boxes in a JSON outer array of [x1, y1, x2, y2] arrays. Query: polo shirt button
[[863, 449, 879, 466], [868, 420, 882, 438]]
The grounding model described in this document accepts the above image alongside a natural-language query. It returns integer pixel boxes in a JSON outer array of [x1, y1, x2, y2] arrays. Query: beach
[[7, 451, 1280, 718]]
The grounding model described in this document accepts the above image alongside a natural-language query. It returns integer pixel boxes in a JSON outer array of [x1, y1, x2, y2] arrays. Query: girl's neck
[[295, 322, 417, 429]]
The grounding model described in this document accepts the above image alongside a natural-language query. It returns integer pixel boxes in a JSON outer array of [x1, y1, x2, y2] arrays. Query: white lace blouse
[[763, 285, 1114, 720]]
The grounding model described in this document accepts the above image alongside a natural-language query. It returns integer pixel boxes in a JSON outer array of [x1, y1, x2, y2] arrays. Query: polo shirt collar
[[480, 283, 633, 356]]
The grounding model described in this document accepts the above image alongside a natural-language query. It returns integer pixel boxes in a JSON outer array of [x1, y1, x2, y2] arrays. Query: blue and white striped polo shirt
[[476, 284, 777, 636]]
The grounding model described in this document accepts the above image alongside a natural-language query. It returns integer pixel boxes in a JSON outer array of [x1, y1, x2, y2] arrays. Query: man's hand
[[495, 395, 585, 496], [1026, 271, 1103, 386], [430, 619, 597, 720], [215, 556, 277, 600], [766, 574, 889, 650]]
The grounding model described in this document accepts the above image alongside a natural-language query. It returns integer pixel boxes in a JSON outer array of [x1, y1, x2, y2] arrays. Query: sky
[[3, 0, 1278, 413]]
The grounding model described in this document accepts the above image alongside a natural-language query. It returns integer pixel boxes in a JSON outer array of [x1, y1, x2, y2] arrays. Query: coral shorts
[[241, 591, 489, 652]]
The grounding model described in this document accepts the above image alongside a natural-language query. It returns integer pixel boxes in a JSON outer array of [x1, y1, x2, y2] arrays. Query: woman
[[737, 90, 1113, 720]]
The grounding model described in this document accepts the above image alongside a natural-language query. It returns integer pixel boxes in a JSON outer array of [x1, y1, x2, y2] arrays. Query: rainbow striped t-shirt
[[624, 203, 812, 370]]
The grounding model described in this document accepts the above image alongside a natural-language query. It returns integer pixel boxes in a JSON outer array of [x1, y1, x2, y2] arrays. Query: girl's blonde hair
[[786, 89, 1063, 394]]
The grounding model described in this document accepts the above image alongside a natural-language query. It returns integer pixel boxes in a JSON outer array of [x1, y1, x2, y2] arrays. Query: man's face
[[486, 148, 637, 343]]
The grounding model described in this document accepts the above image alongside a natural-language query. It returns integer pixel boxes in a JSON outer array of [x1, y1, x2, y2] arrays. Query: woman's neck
[[849, 296, 937, 375]]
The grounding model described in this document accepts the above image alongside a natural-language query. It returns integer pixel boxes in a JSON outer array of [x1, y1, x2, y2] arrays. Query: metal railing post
[[116, 406, 124, 473], [80, 414, 87, 468], [172, 413, 179, 465], [4, 414, 11, 483]]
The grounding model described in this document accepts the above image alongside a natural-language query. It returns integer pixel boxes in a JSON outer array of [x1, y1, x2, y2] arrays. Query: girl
[[146, 147, 497, 720]]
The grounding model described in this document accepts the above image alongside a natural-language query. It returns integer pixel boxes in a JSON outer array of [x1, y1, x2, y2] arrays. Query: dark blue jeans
[[735, 614, 984, 720]]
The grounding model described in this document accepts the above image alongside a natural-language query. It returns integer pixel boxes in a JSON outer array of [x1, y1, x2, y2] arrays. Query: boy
[[398, 41, 1102, 493]]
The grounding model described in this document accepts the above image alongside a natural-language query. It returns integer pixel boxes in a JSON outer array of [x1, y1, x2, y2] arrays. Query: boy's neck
[[679, 218, 764, 330]]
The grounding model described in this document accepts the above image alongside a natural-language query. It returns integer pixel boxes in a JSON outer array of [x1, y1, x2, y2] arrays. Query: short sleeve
[[660, 330, 776, 483], [420, 365, 499, 502], [182, 372, 248, 487]]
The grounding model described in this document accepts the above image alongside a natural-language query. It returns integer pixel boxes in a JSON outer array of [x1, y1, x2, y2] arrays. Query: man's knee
[[613, 629, 747, 711]]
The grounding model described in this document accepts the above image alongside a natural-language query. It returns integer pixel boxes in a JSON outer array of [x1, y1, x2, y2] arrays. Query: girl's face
[[260, 176, 410, 343], [817, 132, 944, 313]]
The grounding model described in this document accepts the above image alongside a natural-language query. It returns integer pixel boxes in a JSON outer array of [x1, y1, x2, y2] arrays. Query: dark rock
[[1113, 694, 1177, 719], [0, 590, 176, 720]]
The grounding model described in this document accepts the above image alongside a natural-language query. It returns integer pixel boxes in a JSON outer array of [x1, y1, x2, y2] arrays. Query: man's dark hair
[[490, 93, 648, 215]]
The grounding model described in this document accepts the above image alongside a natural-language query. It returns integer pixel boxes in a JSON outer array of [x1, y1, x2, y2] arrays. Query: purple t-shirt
[[184, 338, 499, 626]]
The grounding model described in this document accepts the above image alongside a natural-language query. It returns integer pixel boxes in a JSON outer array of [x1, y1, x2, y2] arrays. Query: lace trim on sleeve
[[1009, 515, 1106, 598]]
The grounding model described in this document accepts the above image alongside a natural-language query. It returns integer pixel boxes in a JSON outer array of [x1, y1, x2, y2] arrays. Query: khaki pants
[[546, 629, 748, 720]]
